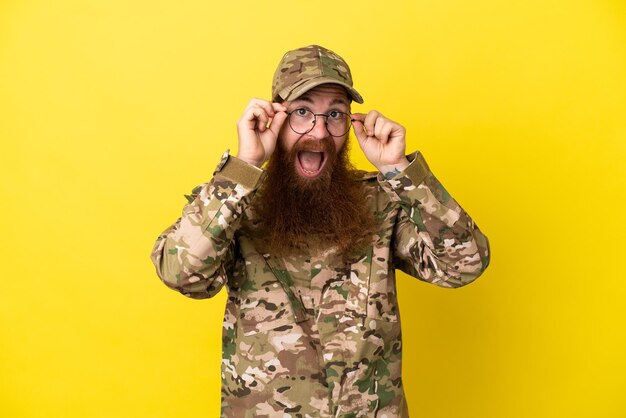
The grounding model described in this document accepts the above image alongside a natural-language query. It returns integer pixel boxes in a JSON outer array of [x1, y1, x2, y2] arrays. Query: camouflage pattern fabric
[[150, 149, 490, 417], [272, 45, 364, 104]]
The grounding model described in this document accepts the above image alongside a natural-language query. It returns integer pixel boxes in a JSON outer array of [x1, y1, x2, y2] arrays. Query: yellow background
[[1, 0, 625, 417]]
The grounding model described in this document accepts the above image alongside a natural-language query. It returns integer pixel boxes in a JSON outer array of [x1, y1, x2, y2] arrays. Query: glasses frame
[[286, 108, 353, 137]]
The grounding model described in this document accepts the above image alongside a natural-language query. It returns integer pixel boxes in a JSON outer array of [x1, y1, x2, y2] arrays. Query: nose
[[307, 115, 330, 140]]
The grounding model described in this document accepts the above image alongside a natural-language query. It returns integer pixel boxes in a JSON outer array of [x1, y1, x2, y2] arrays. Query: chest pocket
[[319, 244, 399, 323], [236, 246, 309, 337]]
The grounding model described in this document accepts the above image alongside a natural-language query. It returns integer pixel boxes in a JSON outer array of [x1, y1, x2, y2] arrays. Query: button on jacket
[[150, 150, 490, 417]]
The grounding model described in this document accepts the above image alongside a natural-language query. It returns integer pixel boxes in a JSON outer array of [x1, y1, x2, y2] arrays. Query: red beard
[[251, 136, 377, 258]]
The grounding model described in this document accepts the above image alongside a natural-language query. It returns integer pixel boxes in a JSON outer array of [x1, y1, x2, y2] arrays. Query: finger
[[245, 98, 266, 111], [266, 111, 288, 138], [378, 123, 394, 144], [351, 118, 368, 144], [250, 107, 269, 132], [239, 107, 261, 130], [364, 110, 380, 137], [350, 112, 366, 123], [350, 113, 368, 136], [247, 98, 276, 118], [272, 102, 288, 113], [375, 119, 391, 143], [252, 108, 269, 131], [256, 100, 277, 118]]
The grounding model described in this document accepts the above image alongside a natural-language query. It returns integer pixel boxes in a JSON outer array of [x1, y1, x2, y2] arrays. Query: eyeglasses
[[286, 108, 352, 137]]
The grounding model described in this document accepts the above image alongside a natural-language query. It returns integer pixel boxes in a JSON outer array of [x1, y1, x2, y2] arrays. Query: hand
[[351, 110, 410, 175], [236, 98, 288, 167]]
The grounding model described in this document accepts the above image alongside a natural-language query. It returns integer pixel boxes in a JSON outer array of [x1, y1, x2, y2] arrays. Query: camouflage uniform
[[150, 149, 490, 417]]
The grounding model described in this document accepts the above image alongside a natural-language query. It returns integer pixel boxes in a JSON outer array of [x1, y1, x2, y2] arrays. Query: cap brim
[[278, 76, 364, 104]]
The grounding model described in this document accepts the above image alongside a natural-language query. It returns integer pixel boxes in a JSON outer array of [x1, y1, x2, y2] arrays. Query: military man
[[150, 45, 490, 417]]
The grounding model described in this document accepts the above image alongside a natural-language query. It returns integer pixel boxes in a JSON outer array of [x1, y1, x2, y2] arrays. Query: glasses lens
[[289, 109, 315, 134], [288, 109, 351, 136], [326, 112, 351, 137]]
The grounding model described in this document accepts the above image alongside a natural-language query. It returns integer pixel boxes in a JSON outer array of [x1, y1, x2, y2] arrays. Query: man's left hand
[[351, 110, 410, 176]]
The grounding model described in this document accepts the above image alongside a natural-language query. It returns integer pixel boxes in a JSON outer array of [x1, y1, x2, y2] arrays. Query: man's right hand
[[236, 98, 288, 168]]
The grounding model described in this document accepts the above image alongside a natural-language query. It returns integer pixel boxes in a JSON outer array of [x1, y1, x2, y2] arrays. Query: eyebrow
[[293, 96, 350, 107]]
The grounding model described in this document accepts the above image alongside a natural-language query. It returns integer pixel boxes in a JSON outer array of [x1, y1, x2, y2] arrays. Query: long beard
[[251, 137, 376, 258]]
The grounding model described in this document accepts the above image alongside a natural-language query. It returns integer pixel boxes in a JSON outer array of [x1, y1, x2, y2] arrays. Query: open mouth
[[296, 150, 328, 178]]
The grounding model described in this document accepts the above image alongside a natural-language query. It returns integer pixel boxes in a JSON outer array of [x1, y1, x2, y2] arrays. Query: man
[[150, 45, 490, 417]]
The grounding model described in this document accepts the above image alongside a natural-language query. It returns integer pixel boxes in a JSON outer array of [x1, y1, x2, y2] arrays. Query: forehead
[[290, 84, 350, 107]]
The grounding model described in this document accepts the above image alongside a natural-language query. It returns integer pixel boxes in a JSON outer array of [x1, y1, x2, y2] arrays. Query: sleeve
[[378, 151, 491, 288], [149, 150, 265, 299]]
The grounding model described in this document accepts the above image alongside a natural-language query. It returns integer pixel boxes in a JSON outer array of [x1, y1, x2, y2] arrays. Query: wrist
[[377, 158, 410, 179]]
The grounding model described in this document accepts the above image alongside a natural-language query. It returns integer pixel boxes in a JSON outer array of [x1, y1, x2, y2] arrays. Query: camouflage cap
[[272, 45, 364, 104]]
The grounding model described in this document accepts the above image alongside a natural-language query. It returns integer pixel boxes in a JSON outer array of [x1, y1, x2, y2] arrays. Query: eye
[[328, 110, 341, 119], [295, 108, 309, 117]]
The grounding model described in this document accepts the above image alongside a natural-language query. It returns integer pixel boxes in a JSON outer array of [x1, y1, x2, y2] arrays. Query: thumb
[[267, 111, 288, 138], [351, 118, 368, 145]]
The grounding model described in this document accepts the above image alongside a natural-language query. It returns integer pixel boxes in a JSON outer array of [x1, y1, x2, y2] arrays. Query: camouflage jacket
[[150, 150, 490, 418]]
